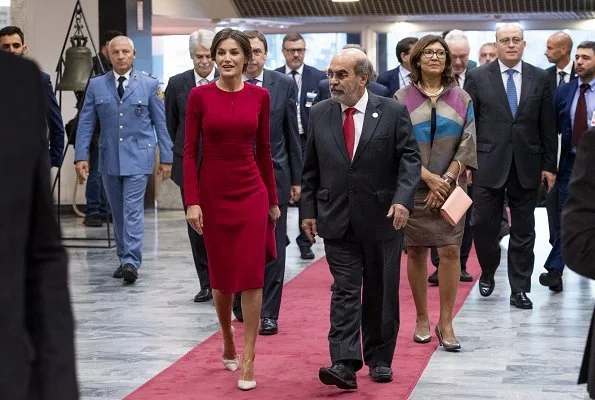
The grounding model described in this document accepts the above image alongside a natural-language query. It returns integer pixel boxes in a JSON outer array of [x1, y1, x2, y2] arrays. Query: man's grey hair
[[189, 29, 215, 56], [354, 57, 375, 86], [444, 29, 469, 45], [495, 23, 524, 39], [108, 36, 135, 50], [343, 43, 367, 54]]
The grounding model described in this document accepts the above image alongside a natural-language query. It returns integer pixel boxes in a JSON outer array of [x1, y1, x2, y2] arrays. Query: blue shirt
[[570, 77, 595, 152]]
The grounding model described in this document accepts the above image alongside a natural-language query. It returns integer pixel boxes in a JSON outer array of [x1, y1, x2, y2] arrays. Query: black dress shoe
[[478, 273, 495, 297], [539, 270, 563, 292], [460, 269, 473, 282], [368, 365, 393, 383], [300, 247, 315, 260], [121, 264, 138, 284], [99, 213, 113, 223], [319, 362, 357, 390], [113, 265, 124, 278], [232, 293, 243, 322], [510, 291, 533, 309], [427, 269, 439, 285], [194, 287, 212, 302], [83, 214, 103, 227], [258, 317, 278, 335]]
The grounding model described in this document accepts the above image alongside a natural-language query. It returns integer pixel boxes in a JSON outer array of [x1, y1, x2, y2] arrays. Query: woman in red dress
[[184, 28, 280, 391]]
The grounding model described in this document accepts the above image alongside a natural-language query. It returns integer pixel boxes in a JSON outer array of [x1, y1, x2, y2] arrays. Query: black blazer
[[274, 64, 326, 137], [464, 61, 557, 189], [561, 129, 595, 398], [301, 93, 421, 241], [261, 69, 303, 205], [546, 64, 578, 95], [41, 72, 65, 168], [314, 79, 391, 103], [377, 65, 403, 98], [165, 68, 219, 186], [0, 52, 78, 400]]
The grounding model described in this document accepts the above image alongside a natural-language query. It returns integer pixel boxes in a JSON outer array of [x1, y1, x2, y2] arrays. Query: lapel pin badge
[[372, 112, 378, 118]]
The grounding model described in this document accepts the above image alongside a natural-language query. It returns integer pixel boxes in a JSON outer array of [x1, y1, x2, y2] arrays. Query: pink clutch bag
[[440, 160, 473, 226]]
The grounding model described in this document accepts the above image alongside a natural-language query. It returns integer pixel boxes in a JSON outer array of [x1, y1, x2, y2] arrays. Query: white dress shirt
[[194, 68, 216, 86], [340, 89, 369, 155], [114, 69, 132, 91], [399, 65, 411, 88], [498, 59, 522, 104], [285, 64, 305, 135], [557, 60, 574, 86]]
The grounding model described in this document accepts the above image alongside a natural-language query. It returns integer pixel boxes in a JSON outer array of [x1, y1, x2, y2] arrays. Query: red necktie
[[343, 108, 356, 159], [454, 74, 461, 87], [572, 83, 590, 146]]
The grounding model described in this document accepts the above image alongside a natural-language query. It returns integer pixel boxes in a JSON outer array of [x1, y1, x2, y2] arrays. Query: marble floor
[[62, 207, 594, 400]]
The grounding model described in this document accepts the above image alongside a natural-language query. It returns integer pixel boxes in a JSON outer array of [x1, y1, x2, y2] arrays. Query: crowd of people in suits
[[1, 20, 595, 399]]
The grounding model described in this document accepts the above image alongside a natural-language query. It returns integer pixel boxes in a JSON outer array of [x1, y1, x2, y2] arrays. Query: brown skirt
[[405, 184, 467, 247]]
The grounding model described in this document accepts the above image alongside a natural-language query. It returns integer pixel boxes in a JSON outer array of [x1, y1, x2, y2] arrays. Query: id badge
[[305, 91, 317, 108], [591, 110, 595, 127]]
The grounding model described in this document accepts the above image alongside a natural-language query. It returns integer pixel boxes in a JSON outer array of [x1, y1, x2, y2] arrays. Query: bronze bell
[[57, 35, 93, 91]]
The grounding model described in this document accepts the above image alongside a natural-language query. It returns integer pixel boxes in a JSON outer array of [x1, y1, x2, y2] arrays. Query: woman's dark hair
[[210, 28, 253, 72], [409, 34, 454, 87]]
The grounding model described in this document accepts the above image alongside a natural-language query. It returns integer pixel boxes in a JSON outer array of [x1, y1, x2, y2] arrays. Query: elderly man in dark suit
[[0, 50, 78, 400], [377, 37, 418, 97], [562, 128, 595, 400], [301, 48, 420, 389], [0, 25, 65, 169], [464, 24, 558, 309], [275, 32, 326, 260], [540, 41, 595, 293], [165, 29, 218, 302]]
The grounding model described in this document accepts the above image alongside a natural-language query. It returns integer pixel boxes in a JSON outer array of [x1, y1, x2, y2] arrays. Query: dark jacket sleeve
[[164, 77, 179, 144], [539, 73, 557, 173], [300, 106, 320, 221], [42, 73, 65, 168], [284, 79, 303, 186], [562, 129, 595, 280]]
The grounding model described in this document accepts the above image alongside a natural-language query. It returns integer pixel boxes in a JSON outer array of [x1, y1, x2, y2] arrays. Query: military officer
[[75, 36, 173, 284]]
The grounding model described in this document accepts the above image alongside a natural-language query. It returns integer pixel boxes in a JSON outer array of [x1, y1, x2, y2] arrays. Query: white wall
[[11, 0, 99, 206]]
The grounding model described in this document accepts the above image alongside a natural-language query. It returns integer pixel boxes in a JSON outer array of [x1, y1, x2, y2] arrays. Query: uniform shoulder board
[[141, 71, 157, 79]]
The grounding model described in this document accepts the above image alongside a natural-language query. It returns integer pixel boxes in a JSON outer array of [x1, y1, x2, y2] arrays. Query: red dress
[[183, 83, 278, 293]]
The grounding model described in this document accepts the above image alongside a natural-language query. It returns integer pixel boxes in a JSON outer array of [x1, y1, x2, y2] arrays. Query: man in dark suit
[[562, 128, 595, 400], [377, 37, 418, 97], [301, 48, 420, 389], [275, 32, 326, 260], [0, 50, 78, 400], [0, 25, 65, 169], [540, 41, 595, 293], [237, 30, 303, 335], [444, 30, 477, 88], [464, 24, 557, 309], [542, 31, 579, 245], [165, 29, 217, 301]]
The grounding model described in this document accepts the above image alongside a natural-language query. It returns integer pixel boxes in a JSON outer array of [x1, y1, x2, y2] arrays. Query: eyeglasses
[[497, 37, 523, 45], [326, 71, 349, 80], [421, 49, 447, 59], [283, 48, 306, 54]]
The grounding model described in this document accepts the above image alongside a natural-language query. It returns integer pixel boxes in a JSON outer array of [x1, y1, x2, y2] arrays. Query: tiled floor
[[62, 207, 594, 399]]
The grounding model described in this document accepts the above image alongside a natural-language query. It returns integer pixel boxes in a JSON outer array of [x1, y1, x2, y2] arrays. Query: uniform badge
[[136, 104, 143, 117]]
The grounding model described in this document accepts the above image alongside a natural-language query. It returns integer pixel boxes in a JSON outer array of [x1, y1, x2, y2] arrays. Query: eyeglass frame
[[497, 37, 524, 46], [283, 47, 306, 54], [421, 49, 448, 59], [326, 70, 350, 80]]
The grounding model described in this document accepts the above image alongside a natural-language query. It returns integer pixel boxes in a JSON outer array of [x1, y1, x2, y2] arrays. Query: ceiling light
[[331, 0, 360, 2]]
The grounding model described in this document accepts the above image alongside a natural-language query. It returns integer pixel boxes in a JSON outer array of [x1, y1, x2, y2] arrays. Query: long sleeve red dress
[[183, 82, 278, 293]]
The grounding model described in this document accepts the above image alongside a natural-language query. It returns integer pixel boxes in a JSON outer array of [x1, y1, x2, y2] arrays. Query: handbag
[[440, 160, 473, 226]]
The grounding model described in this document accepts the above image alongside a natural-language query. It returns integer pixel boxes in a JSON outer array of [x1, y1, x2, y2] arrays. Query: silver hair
[[342, 43, 367, 54], [444, 29, 469, 45], [189, 29, 215, 56], [495, 23, 524, 39], [108, 36, 134, 50]]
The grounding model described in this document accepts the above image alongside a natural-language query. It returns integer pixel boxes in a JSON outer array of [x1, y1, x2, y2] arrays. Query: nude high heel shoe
[[435, 324, 461, 352], [237, 356, 256, 391], [221, 326, 239, 371]]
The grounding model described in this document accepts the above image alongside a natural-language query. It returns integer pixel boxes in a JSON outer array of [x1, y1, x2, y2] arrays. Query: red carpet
[[125, 249, 480, 400]]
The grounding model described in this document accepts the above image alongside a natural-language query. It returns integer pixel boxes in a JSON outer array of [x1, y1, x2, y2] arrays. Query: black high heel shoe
[[435, 325, 461, 352]]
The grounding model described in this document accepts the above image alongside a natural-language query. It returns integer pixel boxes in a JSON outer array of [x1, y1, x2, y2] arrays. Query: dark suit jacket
[[314, 79, 390, 103], [553, 79, 583, 174], [546, 64, 578, 95], [274, 64, 326, 137], [0, 52, 78, 400], [464, 61, 557, 189], [301, 92, 421, 241], [561, 129, 595, 397], [165, 68, 219, 186], [262, 69, 302, 205], [377, 65, 404, 98], [41, 72, 65, 168]]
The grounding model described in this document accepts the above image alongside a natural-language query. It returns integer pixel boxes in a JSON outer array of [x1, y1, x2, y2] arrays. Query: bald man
[[301, 48, 420, 389], [545, 32, 577, 90]]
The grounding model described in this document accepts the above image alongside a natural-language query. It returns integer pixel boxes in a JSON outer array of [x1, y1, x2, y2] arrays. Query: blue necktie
[[506, 69, 517, 117], [247, 78, 259, 85]]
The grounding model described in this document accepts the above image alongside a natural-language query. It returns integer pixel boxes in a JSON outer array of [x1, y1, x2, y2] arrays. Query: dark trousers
[[545, 183, 560, 246], [471, 161, 538, 292], [324, 227, 402, 371], [296, 134, 312, 249], [262, 203, 288, 319], [180, 188, 210, 290], [544, 153, 575, 272], [85, 142, 108, 216]]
